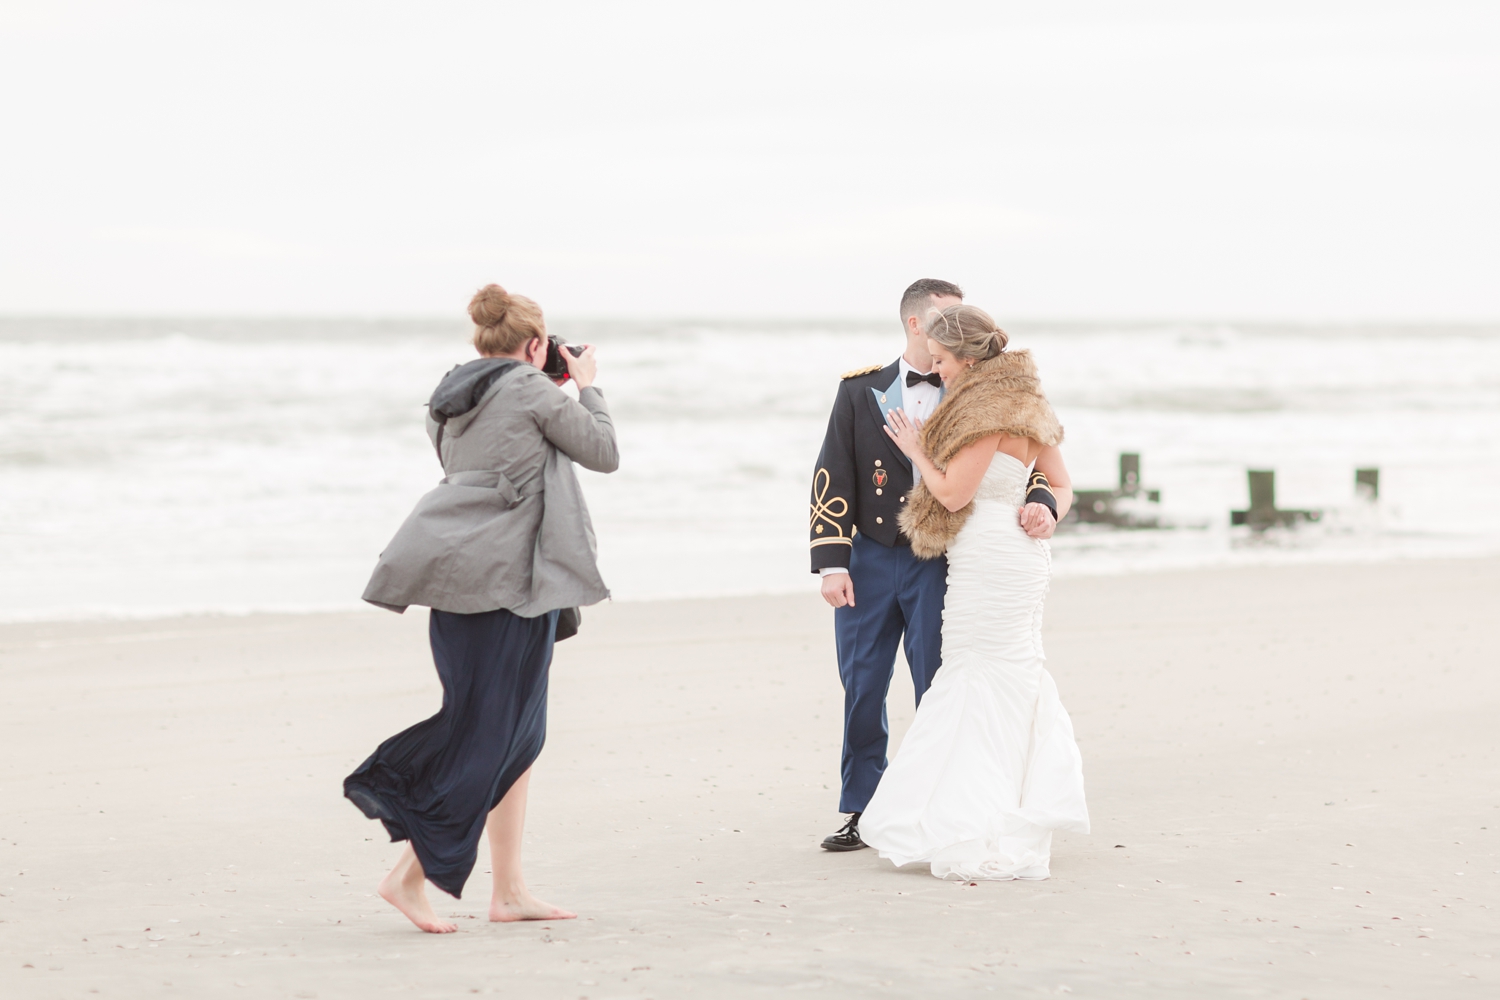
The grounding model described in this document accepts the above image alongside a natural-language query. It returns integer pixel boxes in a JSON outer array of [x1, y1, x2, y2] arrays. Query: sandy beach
[[2, 557, 1497, 998]]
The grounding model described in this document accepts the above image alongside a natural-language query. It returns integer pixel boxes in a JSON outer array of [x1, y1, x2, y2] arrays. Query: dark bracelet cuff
[[1026, 471, 1058, 521]]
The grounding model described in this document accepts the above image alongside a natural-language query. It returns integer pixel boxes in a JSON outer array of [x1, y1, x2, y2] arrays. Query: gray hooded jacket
[[362, 362, 618, 616]]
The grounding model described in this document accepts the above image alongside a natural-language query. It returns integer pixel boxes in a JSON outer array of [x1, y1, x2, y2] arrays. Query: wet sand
[[2, 558, 1497, 998]]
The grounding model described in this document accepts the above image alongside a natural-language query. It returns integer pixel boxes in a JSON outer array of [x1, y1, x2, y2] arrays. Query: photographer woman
[[345, 283, 618, 933]]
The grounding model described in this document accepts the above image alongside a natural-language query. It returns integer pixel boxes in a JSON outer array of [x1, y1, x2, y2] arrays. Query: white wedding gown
[[860, 452, 1090, 880]]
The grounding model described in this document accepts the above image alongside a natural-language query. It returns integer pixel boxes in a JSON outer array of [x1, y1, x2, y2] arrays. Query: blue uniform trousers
[[833, 532, 947, 814]]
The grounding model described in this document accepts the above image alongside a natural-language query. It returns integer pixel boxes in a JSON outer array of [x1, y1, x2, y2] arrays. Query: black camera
[[541, 335, 585, 380]]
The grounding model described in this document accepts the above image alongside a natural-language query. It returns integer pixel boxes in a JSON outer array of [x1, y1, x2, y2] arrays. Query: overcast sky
[[1, 1, 1496, 320]]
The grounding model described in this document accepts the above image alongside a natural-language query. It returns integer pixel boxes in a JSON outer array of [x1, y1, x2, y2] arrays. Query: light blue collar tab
[[870, 374, 903, 424]]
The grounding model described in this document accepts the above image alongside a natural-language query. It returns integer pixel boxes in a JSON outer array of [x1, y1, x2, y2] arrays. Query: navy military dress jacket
[[810, 359, 937, 572]]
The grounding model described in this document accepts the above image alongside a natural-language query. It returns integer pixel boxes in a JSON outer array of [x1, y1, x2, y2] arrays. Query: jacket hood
[[428, 358, 525, 436]]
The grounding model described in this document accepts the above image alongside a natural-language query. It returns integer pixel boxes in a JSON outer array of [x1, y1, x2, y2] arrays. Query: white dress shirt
[[821, 357, 941, 578], [897, 357, 942, 460]]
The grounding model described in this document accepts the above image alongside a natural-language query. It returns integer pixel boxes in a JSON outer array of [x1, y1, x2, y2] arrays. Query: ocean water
[[2, 317, 1498, 620]]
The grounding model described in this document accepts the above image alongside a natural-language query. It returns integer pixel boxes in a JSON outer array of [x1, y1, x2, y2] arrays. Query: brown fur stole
[[897, 349, 1064, 559]]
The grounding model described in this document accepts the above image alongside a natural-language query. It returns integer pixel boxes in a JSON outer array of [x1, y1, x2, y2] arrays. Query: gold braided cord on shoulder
[[809, 468, 852, 548], [840, 363, 883, 380]]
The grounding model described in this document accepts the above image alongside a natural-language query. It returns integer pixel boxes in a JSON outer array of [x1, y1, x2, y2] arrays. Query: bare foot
[[488, 892, 577, 923], [378, 867, 457, 934]]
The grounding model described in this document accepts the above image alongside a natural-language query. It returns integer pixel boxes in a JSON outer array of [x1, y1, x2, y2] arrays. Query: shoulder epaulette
[[840, 363, 884, 380]]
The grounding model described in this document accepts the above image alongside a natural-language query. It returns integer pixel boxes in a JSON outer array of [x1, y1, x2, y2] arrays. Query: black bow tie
[[906, 370, 941, 389]]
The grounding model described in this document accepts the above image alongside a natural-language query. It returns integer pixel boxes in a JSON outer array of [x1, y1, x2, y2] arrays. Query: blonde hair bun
[[925, 304, 1009, 362], [467, 282, 546, 356], [468, 283, 513, 329]]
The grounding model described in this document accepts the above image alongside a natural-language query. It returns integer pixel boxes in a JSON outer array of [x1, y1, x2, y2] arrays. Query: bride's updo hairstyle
[[925, 304, 1008, 362], [469, 283, 546, 357]]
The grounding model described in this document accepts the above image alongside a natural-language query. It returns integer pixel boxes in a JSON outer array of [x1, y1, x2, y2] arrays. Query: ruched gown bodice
[[860, 452, 1089, 880]]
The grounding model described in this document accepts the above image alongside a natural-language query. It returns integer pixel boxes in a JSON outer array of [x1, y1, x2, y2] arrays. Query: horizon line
[[3, 312, 1500, 328]]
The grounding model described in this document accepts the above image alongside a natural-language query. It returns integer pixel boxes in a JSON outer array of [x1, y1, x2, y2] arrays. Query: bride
[[861, 304, 1090, 881]]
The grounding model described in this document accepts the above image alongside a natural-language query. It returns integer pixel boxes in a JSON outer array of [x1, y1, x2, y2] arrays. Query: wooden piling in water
[[1230, 469, 1321, 529], [1064, 452, 1162, 527]]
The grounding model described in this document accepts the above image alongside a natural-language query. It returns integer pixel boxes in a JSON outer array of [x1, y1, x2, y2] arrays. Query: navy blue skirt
[[345, 607, 557, 898]]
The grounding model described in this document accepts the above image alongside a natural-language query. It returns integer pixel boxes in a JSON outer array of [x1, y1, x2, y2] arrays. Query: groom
[[809, 278, 964, 851]]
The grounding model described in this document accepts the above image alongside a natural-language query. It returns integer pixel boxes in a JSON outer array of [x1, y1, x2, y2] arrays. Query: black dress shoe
[[821, 812, 866, 851]]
